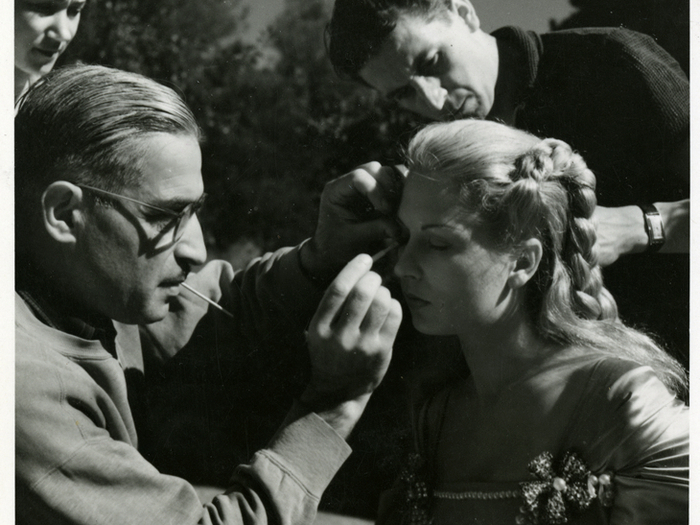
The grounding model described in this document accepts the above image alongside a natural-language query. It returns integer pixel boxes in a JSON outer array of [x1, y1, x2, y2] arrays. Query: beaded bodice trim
[[433, 489, 521, 500], [399, 389, 615, 525]]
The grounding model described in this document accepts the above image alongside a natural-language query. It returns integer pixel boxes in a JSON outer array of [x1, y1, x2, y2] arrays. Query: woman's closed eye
[[428, 238, 451, 250]]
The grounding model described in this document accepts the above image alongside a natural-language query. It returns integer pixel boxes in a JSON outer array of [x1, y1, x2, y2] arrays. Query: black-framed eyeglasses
[[77, 183, 207, 245]]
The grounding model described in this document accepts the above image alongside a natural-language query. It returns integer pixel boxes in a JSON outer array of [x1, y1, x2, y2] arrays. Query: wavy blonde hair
[[405, 120, 687, 396]]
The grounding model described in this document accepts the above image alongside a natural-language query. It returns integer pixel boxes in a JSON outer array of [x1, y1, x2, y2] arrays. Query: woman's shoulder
[[561, 354, 688, 470]]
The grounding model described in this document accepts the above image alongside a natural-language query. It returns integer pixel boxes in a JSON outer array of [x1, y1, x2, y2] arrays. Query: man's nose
[[410, 76, 447, 112], [47, 10, 74, 42], [174, 214, 207, 267]]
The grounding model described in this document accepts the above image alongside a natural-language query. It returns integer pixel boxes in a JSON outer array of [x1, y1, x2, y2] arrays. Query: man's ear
[[508, 238, 543, 289], [449, 0, 480, 32], [41, 181, 84, 244]]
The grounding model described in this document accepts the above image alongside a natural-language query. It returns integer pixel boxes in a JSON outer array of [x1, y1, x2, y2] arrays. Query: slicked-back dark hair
[[326, 0, 450, 82], [15, 64, 201, 238]]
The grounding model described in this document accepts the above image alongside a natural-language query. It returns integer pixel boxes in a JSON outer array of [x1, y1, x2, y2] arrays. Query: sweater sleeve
[[222, 243, 324, 339], [18, 411, 350, 525], [16, 295, 351, 525]]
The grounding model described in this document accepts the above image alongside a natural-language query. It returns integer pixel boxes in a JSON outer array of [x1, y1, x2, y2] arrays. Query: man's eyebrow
[[148, 194, 204, 212]]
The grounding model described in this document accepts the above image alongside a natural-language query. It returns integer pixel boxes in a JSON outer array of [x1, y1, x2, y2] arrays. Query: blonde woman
[[378, 120, 688, 525]]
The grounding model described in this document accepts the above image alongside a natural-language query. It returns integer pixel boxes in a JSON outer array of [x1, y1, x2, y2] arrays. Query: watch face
[[647, 215, 665, 242], [642, 208, 665, 251]]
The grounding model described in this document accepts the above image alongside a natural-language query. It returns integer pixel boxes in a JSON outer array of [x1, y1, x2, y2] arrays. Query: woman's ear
[[41, 181, 84, 245], [508, 238, 543, 289], [449, 0, 481, 32]]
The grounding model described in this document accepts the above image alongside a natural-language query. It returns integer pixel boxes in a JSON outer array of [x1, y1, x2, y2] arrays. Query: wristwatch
[[639, 204, 665, 253]]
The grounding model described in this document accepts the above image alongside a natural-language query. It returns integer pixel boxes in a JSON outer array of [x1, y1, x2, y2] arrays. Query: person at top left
[[15, 0, 86, 100]]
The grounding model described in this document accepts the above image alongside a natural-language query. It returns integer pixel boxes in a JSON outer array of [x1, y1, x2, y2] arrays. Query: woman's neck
[[458, 315, 556, 405]]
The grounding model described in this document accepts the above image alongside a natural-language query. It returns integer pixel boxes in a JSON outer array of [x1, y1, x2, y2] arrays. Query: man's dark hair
[[325, 0, 450, 82]]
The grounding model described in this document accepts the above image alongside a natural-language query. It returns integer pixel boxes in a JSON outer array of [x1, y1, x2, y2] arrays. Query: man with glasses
[[76, 183, 208, 249], [15, 64, 402, 524]]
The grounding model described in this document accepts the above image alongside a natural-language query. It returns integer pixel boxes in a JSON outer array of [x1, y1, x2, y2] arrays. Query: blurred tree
[[62, 0, 420, 264], [552, 0, 689, 75], [199, 0, 423, 259]]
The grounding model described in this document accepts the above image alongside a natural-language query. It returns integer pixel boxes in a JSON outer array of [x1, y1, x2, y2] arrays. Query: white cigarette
[[180, 282, 234, 318]]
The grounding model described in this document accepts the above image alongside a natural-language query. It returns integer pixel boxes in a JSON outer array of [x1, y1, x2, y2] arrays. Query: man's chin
[[129, 301, 172, 326]]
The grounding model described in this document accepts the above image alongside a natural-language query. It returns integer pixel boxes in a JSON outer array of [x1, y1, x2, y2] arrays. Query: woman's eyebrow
[[421, 223, 459, 232]]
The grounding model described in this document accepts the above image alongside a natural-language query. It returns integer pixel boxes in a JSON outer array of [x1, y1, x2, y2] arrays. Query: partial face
[[15, 0, 85, 80], [359, 11, 498, 121], [394, 172, 516, 336], [76, 133, 207, 325]]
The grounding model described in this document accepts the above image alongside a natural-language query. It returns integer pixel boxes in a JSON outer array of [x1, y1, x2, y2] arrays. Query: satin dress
[[377, 350, 688, 525]]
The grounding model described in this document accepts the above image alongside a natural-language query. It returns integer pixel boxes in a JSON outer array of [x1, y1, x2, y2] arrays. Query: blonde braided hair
[[405, 120, 687, 395]]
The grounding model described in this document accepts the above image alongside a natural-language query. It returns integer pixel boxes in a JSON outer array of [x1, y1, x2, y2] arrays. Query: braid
[[512, 140, 618, 329], [405, 119, 688, 396]]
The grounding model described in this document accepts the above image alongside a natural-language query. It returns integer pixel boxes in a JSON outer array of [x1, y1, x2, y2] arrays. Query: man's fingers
[[332, 271, 383, 331], [379, 299, 403, 342], [358, 286, 393, 333], [330, 162, 403, 215], [342, 217, 403, 251], [313, 254, 373, 327]]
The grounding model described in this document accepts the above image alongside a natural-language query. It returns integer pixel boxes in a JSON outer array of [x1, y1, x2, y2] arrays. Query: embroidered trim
[[398, 453, 433, 525], [434, 489, 520, 500]]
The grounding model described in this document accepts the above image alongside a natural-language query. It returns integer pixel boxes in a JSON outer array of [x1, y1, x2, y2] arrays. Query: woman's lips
[[404, 292, 431, 309], [32, 47, 61, 60]]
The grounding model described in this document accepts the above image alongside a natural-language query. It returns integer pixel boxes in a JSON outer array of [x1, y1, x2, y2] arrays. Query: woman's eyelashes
[[424, 232, 453, 250]]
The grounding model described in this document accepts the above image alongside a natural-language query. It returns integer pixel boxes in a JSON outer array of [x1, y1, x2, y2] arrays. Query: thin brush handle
[[371, 240, 400, 263], [180, 282, 234, 318]]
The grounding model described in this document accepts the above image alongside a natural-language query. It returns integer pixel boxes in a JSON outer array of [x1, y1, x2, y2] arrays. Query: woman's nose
[[394, 244, 420, 280], [47, 10, 75, 43]]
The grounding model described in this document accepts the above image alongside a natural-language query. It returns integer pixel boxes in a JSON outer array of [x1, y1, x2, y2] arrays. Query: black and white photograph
[[9, 0, 693, 523]]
